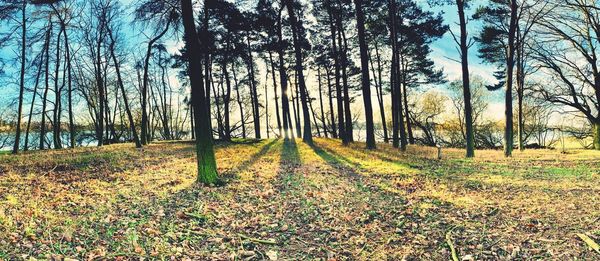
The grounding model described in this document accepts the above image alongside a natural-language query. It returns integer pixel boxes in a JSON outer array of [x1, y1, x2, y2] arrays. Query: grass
[[0, 138, 599, 259]]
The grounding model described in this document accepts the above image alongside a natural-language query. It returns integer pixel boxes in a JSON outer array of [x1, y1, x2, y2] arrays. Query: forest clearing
[[0, 138, 598, 260], [2, 0, 600, 259]]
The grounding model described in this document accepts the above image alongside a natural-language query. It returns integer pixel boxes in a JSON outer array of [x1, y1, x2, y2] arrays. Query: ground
[[0, 138, 599, 260]]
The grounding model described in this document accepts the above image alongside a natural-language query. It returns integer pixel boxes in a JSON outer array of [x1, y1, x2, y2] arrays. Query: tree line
[[0, 0, 599, 183]]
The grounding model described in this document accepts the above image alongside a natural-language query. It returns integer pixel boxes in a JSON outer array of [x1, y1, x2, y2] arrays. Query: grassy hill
[[0, 138, 599, 260]]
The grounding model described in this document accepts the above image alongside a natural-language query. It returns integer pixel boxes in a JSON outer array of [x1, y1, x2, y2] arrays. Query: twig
[[577, 233, 600, 254], [446, 230, 459, 261], [237, 233, 278, 245]]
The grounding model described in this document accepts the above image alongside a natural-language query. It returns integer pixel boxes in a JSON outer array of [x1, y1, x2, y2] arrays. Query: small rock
[[266, 250, 278, 260]]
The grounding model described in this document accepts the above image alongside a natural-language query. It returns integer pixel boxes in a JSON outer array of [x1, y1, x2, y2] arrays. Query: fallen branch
[[237, 233, 278, 245], [446, 230, 459, 261], [577, 233, 600, 254]]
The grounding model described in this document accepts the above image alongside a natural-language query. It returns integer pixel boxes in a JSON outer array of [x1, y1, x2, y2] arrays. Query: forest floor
[[0, 138, 599, 260]]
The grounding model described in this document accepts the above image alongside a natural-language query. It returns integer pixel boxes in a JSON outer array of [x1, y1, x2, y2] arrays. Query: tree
[[313, 0, 346, 143], [532, 1, 600, 150], [180, 0, 219, 184], [432, 0, 475, 157], [284, 0, 313, 144], [394, 1, 447, 145], [353, 0, 375, 149], [475, 0, 548, 152], [389, 0, 407, 150], [0, 0, 61, 153], [136, 10, 172, 145], [107, 8, 142, 148], [410, 90, 447, 146], [446, 76, 490, 148]]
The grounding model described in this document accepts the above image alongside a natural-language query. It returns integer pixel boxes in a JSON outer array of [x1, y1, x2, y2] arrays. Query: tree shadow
[[280, 139, 301, 165], [309, 142, 363, 180], [220, 139, 279, 181], [273, 139, 303, 191]]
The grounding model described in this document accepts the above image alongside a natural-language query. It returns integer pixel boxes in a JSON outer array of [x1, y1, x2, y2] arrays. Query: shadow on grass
[[280, 139, 301, 164], [275, 139, 303, 191], [226, 139, 279, 177], [309, 142, 363, 180]]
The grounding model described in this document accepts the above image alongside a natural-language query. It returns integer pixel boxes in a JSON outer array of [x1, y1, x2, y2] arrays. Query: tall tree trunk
[[285, 0, 313, 144], [25, 44, 44, 151], [159, 52, 171, 140], [95, 19, 105, 146], [277, 9, 291, 140], [325, 67, 337, 138], [232, 61, 246, 139], [389, 0, 407, 150], [354, 0, 375, 149], [65, 21, 74, 148], [268, 51, 283, 137], [222, 61, 232, 141], [307, 89, 321, 137], [370, 42, 388, 143], [13, 2, 26, 154], [402, 81, 414, 144], [399, 55, 414, 144], [181, 0, 218, 184], [203, 2, 213, 136], [190, 103, 195, 140], [395, 51, 408, 150], [317, 67, 328, 137], [40, 22, 52, 150], [337, 15, 353, 143], [457, 0, 475, 158], [264, 65, 270, 139], [213, 74, 224, 139], [246, 34, 261, 139], [53, 25, 64, 149], [141, 21, 170, 145], [504, 0, 518, 157], [291, 82, 301, 137], [108, 26, 141, 148], [516, 29, 525, 151], [293, 74, 301, 137], [326, 0, 345, 142]]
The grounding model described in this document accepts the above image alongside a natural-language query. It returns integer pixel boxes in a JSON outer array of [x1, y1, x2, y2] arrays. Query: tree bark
[[141, 21, 170, 145], [457, 0, 475, 158], [285, 0, 313, 144], [277, 8, 291, 140], [181, 0, 218, 184], [40, 22, 52, 150], [504, 0, 518, 157], [370, 42, 388, 143], [268, 51, 283, 137], [336, 11, 353, 143], [53, 25, 64, 149], [13, 2, 26, 154], [25, 42, 44, 151], [108, 26, 142, 148], [325, 66, 337, 138], [232, 61, 246, 139], [354, 0, 376, 149], [317, 67, 328, 138], [326, 0, 345, 143], [246, 33, 261, 139]]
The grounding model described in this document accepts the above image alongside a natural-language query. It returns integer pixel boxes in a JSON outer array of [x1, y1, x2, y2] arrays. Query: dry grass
[[0, 138, 599, 260]]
